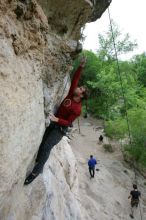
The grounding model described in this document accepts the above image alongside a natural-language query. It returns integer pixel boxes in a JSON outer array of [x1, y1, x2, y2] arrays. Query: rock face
[[0, 0, 111, 219]]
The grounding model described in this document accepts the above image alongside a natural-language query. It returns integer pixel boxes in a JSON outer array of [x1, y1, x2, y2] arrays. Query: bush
[[104, 118, 127, 139], [103, 144, 114, 153], [124, 144, 146, 168]]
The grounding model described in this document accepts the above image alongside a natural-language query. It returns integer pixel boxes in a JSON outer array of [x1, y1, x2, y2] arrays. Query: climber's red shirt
[[55, 65, 83, 127]]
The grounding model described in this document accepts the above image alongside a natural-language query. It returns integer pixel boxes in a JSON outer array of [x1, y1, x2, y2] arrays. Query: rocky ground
[[70, 117, 146, 220]]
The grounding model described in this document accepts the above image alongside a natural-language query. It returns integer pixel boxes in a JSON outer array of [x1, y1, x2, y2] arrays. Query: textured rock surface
[[0, 0, 111, 219], [38, 0, 111, 39]]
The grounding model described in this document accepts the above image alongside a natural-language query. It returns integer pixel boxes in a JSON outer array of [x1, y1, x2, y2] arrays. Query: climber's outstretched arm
[[68, 58, 86, 96]]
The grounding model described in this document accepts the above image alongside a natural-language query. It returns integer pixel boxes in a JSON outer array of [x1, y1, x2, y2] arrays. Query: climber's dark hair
[[90, 155, 93, 158], [81, 86, 89, 100], [133, 184, 137, 189]]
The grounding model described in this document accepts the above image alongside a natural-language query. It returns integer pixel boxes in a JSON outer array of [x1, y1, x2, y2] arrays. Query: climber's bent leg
[[24, 127, 64, 185], [33, 127, 63, 174], [35, 123, 55, 162]]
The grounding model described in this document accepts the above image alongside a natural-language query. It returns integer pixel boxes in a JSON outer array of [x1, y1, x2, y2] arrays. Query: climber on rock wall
[[24, 57, 88, 185]]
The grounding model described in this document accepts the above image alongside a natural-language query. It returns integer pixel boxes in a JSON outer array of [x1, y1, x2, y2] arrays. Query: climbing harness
[[107, 6, 143, 220]]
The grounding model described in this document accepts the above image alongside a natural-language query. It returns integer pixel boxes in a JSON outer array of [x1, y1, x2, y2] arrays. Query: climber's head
[[90, 155, 93, 159], [133, 184, 138, 190], [73, 86, 88, 100]]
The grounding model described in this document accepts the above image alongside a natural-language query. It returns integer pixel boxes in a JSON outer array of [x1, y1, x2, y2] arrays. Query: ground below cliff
[[70, 117, 146, 220]]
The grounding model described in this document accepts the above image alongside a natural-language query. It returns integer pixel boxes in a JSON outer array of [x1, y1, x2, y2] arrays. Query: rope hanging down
[[107, 7, 143, 220], [107, 7, 132, 144]]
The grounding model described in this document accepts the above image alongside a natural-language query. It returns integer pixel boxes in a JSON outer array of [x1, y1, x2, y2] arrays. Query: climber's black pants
[[89, 167, 95, 178], [32, 123, 67, 175]]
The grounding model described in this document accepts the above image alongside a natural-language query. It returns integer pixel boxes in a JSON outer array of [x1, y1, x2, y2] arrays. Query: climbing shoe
[[24, 173, 38, 185]]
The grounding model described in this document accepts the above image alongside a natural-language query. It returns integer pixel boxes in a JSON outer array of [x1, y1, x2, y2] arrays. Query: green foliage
[[103, 144, 114, 153], [124, 145, 146, 167], [97, 20, 137, 61], [128, 108, 146, 146], [104, 118, 127, 139], [132, 53, 146, 87]]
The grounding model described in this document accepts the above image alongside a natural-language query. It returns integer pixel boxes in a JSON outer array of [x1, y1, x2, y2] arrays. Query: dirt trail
[[70, 117, 146, 220]]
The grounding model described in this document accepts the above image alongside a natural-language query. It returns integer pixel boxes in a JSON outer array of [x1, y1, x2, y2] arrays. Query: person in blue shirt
[[88, 155, 97, 178]]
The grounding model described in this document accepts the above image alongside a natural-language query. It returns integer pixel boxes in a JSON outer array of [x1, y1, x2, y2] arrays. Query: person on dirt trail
[[24, 57, 88, 185], [88, 155, 97, 178], [99, 135, 103, 143], [128, 184, 141, 219]]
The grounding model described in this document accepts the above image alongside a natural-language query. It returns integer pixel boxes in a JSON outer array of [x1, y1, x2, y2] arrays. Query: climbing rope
[[107, 7, 132, 144], [107, 7, 143, 220]]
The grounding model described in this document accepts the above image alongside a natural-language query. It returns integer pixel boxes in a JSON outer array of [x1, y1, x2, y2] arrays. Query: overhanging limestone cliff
[[37, 0, 111, 39]]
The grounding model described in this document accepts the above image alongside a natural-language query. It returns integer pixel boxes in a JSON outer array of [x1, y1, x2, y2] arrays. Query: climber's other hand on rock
[[49, 114, 59, 122]]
